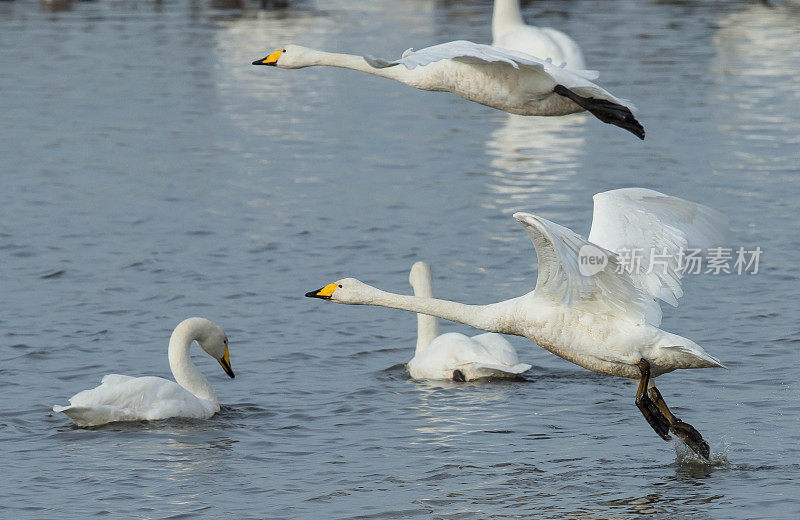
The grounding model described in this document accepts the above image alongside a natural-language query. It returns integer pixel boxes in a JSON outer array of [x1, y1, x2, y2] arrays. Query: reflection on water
[[483, 113, 587, 213], [713, 3, 800, 176]]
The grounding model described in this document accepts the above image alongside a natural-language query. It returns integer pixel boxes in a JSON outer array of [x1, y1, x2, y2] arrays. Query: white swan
[[407, 261, 531, 381], [306, 188, 730, 459], [252, 41, 644, 139], [53, 318, 234, 427], [492, 0, 586, 69]]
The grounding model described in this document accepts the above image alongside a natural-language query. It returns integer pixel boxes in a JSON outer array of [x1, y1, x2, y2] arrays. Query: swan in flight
[[407, 261, 531, 381], [492, 0, 586, 69], [53, 318, 234, 427], [306, 189, 729, 459], [253, 41, 644, 139]]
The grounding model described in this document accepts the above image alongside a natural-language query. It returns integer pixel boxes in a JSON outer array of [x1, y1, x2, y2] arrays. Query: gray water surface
[[2, 0, 799, 518]]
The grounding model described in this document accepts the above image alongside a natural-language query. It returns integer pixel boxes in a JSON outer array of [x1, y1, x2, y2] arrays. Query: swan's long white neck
[[365, 287, 523, 336], [308, 51, 409, 82], [168, 322, 218, 404], [493, 0, 525, 39], [409, 268, 440, 354]]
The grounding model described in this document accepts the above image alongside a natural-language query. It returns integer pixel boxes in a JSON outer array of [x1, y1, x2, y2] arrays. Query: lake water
[[2, 0, 799, 518]]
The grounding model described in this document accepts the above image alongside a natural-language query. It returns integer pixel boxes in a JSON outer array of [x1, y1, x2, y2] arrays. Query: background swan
[[492, 0, 586, 69], [407, 261, 531, 381], [253, 41, 644, 139], [53, 317, 234, 427], [306, 188, 729, 459]]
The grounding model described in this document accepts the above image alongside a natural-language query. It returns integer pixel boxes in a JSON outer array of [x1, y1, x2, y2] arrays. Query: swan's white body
[[53, 318, 233, 427], [406, 261, 530, 381], [308, 188, 729, 381], [253, 42, 643, 137], [492, 0, 586, 69]]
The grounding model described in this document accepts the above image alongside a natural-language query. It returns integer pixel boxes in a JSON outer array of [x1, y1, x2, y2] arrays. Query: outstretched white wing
[[588, 188, 730, 308], [513, 212, 661, 325], [366, 40, 605, 88]]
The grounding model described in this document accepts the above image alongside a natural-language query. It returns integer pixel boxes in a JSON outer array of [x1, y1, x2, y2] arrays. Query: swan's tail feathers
[[572, 69, 600, 81], [553, 84, 645, 140], [52, 404, 134, 427], [363, 55, 399, 69], [53, 405, 96, 427], [461, 362, 532, 380], [661, 344, 727, 370]]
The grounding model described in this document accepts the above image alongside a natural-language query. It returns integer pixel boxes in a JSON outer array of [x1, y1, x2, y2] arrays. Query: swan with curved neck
[[407, 261, 530, 381], [53, 317, 234, 427], [492, 0, 587, 69], [252, 42, 643, 139], [306, 188, 730, 459]]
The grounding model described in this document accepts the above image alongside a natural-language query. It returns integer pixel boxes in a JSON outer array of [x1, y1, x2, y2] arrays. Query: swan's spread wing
[[373, 40, 600, 83], [514, 212, 660, 325], [588, 188, 730, 309]]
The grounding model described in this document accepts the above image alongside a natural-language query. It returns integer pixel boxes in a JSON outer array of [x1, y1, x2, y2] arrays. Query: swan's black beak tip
[[252, 58, 276, 66], [219, 356, 235, 379], [305, 288, 331, 299]]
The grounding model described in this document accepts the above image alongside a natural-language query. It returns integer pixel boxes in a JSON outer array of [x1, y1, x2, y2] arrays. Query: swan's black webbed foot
[[648, 385, 710, 460], [452, 370, 466, 382], [554, 84, 645, 140]]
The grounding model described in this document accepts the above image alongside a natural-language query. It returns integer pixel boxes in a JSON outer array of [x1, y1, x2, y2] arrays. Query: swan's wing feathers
[[100, 374, 136, 386], [588, 188, 730, 310], [470, 333, 520, 366], [386, 40, 548, 72], [68, 375, 182, 411], [514, 212, 660, 324]]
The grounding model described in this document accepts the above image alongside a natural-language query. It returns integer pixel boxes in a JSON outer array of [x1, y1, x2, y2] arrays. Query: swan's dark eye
[[282, 49, 287, 52], [338, 284, 343, 288]]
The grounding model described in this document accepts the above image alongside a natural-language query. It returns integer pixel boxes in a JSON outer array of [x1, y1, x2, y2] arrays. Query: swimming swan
[[306, 188, 730, 459], [53, 318, 234, 427], [253, 41, 644, 139], [407, 261, 531, 381], [492, 0, 586, 69]]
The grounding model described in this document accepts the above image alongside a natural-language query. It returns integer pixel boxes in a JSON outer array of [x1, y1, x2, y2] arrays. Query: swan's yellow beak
[[252, 49, 282, 66], [305, 283, 337, 300], [218, 346, 234, 379]]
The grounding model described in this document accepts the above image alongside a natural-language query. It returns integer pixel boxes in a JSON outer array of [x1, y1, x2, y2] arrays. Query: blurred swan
[[407, 261, 531, 381], [307, 188, 730, 459], [53, 318, 234, 427], [253, 41, 644, 139], [492, 0, 586, 69]]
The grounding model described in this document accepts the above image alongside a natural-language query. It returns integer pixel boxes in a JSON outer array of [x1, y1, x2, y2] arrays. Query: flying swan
[[492, 0, 587, 69], [407, 261, 531, 381], [53, 318, 234, 427], [306, 188, 730, 459], [253, 41, 644, 139]]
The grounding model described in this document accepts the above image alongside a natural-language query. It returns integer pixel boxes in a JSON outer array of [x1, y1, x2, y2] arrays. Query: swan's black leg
[[553, 84, 645, 140], [452, 370, 466, 382], [648, 386, 711, 460], [635, 359, 672, 440]]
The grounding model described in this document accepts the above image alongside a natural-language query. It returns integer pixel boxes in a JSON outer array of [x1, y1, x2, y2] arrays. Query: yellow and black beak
[[252, 49, 282, 66], [218, 346, 235, 379], [305, 283, 338, 300]]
